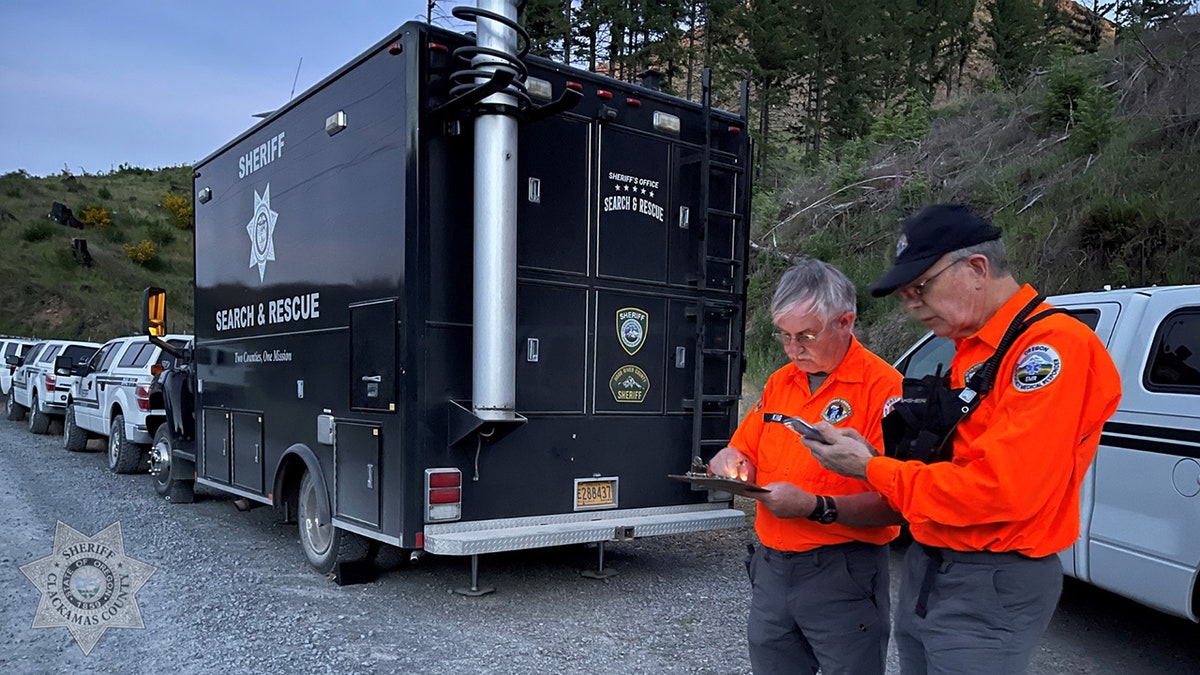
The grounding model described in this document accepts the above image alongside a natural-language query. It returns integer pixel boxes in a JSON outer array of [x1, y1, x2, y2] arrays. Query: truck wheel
[[5, 394, 25, 421], [107, 414, 142, 474], [297, 469, 369, 574], [150, 425, 194, 503], [27, 392, 50, 434], [63, 404, 89, 452]]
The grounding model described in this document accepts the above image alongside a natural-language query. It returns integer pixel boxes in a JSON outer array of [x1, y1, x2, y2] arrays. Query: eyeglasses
[[772, 323, 828, 347], [897, 258, 966, 301]]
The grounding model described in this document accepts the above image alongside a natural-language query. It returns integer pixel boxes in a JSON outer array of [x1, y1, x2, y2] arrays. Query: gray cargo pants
[[895, 543, 1062, 675], [746, 541, 890, 675]]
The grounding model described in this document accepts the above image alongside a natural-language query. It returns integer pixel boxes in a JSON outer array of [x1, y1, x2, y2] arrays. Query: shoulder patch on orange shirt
[[883, 396, 901, 417], [1012, 344, 1062, 392]]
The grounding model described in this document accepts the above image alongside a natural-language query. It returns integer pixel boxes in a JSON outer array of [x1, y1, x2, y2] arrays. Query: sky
[[0, 1, 476, 177]]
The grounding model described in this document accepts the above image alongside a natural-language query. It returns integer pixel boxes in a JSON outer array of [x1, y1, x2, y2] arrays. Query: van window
[[118, 343, 157, 368], [1146, 309, 1200, 392], [60, 345, 98, 365], [897, 336, 955, 379], [37, 345, 63, 363], [1070, 309, 1101, 331], [22, 343, 45, 364], [99, 343, 123, 371], [157, 339, 189, 369]]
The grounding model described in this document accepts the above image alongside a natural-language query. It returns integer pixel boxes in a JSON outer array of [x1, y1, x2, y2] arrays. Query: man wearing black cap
[[802, 204, 1122, 674]]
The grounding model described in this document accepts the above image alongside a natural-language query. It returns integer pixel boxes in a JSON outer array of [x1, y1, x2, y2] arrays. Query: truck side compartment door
[[232, 412, 264, 493], [203, 409, 231, 484], [335, 421, 382, 528], [350, 299, 398, 413]]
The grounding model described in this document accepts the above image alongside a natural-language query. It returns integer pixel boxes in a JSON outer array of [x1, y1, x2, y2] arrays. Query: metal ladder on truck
[[684, 68, 752, 469]]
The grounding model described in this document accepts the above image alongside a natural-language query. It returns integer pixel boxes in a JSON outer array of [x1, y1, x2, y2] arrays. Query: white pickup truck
[[6, 339, 101, 434], [893, 284, 1200, 623], [62, 334, 191, 473]]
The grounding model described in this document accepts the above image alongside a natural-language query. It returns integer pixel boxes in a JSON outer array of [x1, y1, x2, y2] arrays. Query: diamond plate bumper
[[423, 504, 745, 556]]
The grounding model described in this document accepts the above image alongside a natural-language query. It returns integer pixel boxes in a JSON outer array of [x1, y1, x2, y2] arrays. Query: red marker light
[[625, 97, 641, 107], [597, 89, 613, 100]]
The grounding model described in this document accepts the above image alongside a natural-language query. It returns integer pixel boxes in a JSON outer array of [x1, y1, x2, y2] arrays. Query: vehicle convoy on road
[[60, 334, 192, 473], [893, 284, 1200, 622], [141, 1, 753, 589], [5, 339, 101, 434]]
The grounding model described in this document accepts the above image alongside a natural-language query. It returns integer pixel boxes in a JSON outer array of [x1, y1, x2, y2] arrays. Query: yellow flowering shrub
[[161, 193, 193, 229], [81, 205, 113, 228], [123, 240, 156, 265]]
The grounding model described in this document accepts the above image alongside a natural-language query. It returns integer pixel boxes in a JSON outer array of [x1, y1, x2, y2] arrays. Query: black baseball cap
[[870, 204, 1001, 297]]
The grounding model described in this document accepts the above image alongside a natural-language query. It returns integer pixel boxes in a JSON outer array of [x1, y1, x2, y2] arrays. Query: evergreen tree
[[522, 0, 573, 61], [986, 0, 1051, 87], [1116, 0, 1192, 28]]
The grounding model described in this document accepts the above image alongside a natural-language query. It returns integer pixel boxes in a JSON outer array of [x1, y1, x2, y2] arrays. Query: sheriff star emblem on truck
[[246, 184, 279, 282]]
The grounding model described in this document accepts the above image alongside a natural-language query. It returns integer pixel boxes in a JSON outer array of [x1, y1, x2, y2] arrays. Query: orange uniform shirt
[[731, 336, 902, 551], [867, 284, 1122, 557]]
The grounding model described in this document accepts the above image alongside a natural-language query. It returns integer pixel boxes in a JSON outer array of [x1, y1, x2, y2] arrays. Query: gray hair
[[953, 238, 1009, 276], [771, 257, 856, 321]]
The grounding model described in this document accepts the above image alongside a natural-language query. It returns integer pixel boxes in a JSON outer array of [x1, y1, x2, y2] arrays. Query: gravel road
[[0, 412, 1196, 674]]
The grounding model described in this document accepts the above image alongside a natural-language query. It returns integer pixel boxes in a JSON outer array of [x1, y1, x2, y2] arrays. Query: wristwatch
[[807, 495, 838, 524]]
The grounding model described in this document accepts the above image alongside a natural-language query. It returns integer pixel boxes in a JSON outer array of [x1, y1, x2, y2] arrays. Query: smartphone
[[763, 412, 828, 443]]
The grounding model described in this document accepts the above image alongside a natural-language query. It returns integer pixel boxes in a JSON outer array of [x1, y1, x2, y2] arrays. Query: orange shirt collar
[[784, 333, 867, 393]]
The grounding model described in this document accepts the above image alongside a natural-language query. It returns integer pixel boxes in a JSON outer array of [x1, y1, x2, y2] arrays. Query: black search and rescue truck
[[144, 5, 752, 590]]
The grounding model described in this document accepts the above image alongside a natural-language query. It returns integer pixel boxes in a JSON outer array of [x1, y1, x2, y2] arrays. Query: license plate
[[574, 477, 618, 510]]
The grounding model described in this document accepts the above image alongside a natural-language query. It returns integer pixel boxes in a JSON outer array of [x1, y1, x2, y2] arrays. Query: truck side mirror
[[143, 286, 168, 337], [54, 354, 75, 376], [6, 353, 22, 367]]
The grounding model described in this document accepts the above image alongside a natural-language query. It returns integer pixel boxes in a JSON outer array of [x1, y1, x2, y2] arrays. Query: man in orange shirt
[[807, 204, 1122, 674], [708, 257, 902, 675]]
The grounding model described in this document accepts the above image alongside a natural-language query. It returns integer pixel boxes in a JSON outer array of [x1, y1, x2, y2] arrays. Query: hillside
[[742, 16, 1200, 385], [0, 166, 196, 341]]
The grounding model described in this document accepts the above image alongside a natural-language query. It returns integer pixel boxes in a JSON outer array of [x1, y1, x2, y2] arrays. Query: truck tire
[[107, 414, 143, 474], [62, 404, 89, 452], [27, 391, 50, 434], [297, 469, 369, 574], [5, 394, 25, 421], [150, 425, 194, 503]]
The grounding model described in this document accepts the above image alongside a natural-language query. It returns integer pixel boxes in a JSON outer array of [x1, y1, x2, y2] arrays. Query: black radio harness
[[882, 295, 1064, 464]]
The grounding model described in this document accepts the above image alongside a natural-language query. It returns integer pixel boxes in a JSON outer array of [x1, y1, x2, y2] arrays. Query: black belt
[[914, 544, 1038, 618], [763, 541, 879, 564]]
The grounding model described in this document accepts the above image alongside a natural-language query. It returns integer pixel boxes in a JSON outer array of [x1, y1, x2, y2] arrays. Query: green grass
[[0, 166, 196, 341]]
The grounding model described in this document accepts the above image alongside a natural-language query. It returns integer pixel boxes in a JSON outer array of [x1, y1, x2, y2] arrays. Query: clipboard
[[668, 473, 769, 498]]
